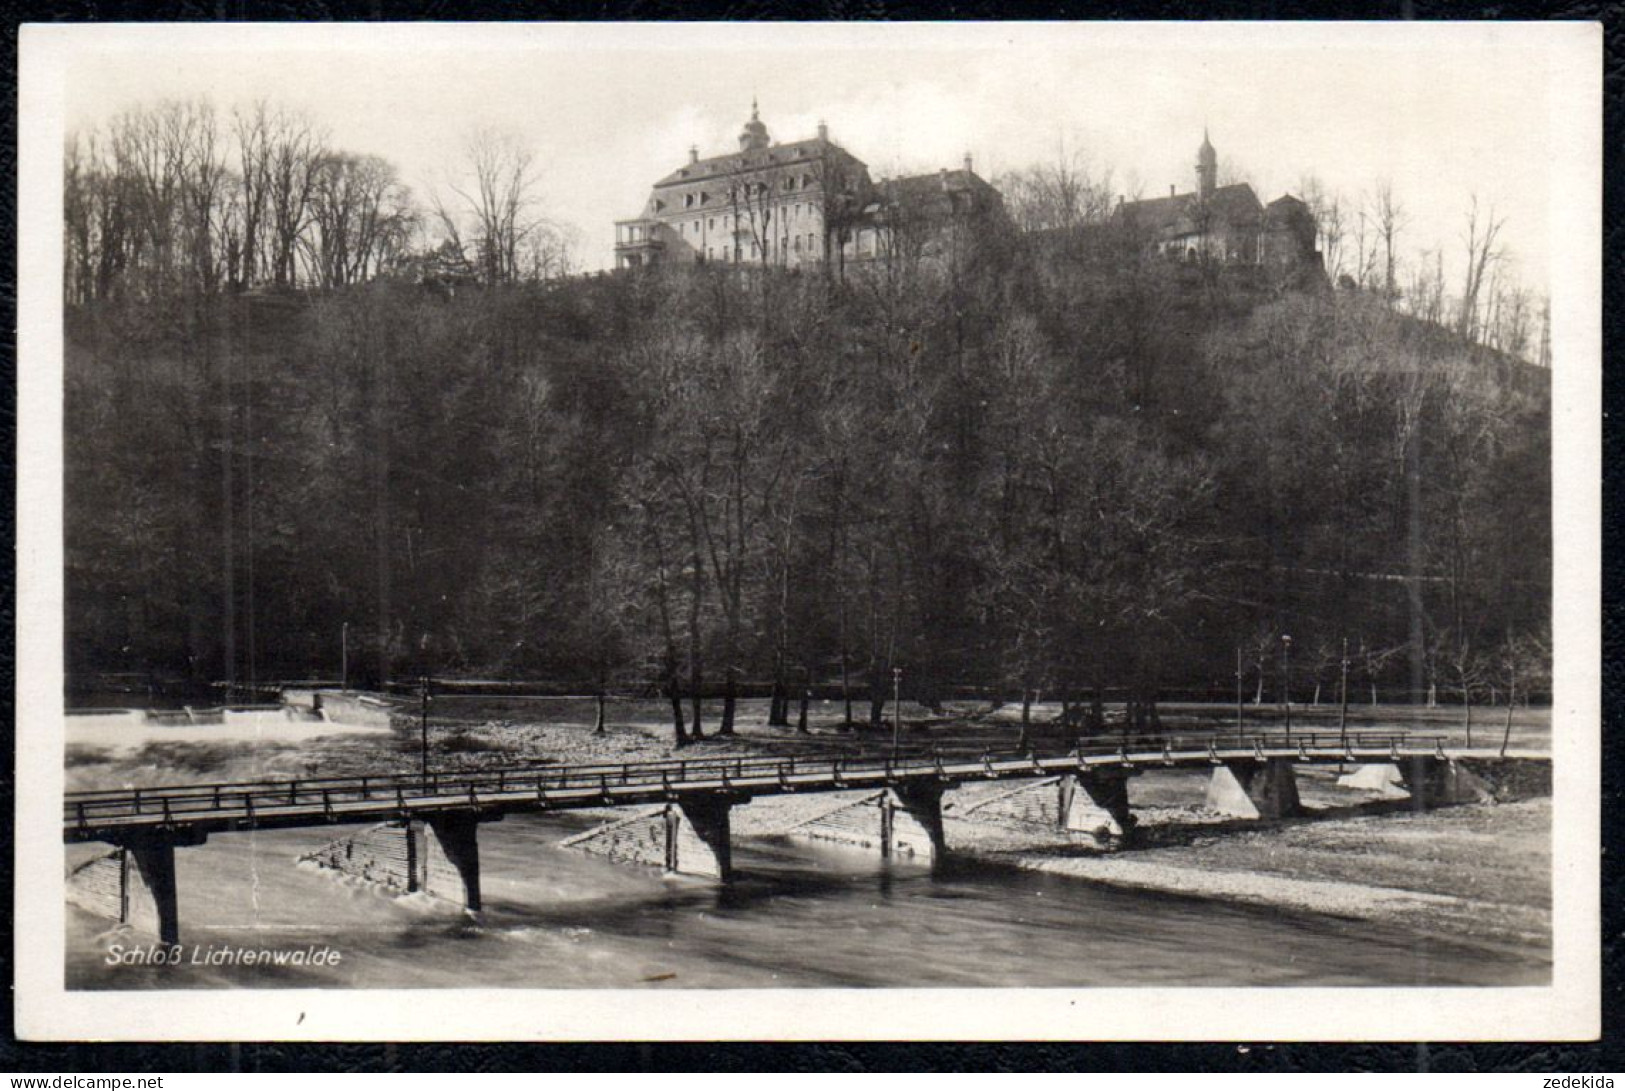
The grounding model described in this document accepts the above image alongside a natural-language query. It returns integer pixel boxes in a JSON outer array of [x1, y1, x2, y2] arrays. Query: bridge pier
[[1336, 763, 1408, 795], [562, 798, 738, 880], [666, 797, 734, 879], [788, 784, 949, 862], [882, 783, 948, 860], [1206, 759, 1302, 820], [416, 814, 489, 910], [1059, 773, 1137, 843], [302, 814, 498, 909], [122, 835, 182, 944], [1399, 757, 1496, 810], [66, 831, 205, 945]]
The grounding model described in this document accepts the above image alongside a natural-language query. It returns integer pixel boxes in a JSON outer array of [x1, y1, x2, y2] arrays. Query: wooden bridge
[[64, 731, 1549, 945]]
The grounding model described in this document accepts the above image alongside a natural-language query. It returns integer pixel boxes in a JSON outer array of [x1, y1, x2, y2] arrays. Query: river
[[66, 811, 1547, 989]]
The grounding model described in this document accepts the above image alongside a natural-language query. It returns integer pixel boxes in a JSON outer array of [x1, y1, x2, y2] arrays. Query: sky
[[52, 22, 1581, 296]]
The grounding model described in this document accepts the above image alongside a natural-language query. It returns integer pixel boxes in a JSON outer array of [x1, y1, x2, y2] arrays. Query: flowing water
[[66, 811, 1547, 990]]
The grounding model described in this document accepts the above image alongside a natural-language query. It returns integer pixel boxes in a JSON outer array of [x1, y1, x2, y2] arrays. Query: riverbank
[[64, 696, 1551, 963], [555, 762, 1549, 957]]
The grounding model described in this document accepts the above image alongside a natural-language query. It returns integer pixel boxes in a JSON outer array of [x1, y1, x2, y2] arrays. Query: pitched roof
[[652, 137, 866, 189], [1264, 193, 1312, 224], [886, 169, 999, 202], [858, 169, 1002, 222], [1117, 183, 1263, 236]]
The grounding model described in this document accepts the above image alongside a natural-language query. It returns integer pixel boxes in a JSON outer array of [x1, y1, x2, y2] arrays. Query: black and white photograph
[[15, 21, 1600, 1041]]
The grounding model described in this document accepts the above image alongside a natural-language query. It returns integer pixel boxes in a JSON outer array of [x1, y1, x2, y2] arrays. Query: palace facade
[[614, 102, 1001, 271]]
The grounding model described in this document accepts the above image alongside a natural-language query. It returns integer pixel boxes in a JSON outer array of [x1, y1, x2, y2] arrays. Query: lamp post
[[1338, 637, 1350, 749], [341, 622, 349, 693], [1235, 645, 1244, 737], [1281, 634, 1293, 740], [419, 674, 431, 784], [892, 667, 902, 760]]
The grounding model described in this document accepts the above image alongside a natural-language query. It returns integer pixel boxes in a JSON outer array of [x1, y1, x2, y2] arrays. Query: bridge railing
[[63, 730, 1445, 832]]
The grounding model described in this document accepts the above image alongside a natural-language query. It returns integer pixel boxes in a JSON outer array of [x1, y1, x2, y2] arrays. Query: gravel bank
[[66, 698, 1550, 956]]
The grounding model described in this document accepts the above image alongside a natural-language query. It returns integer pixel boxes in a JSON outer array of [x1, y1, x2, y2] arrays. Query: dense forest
[[62, 100, 1552, 739]]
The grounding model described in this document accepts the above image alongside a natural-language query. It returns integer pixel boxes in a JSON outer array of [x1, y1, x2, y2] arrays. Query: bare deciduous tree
[[436, 128, 551, 285], [1458, 194, 1506, 343]]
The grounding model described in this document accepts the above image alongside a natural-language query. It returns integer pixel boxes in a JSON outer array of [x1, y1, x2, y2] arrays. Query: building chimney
[[689, 145, 699, 165], [1170, 184, 1176, 198], [963, 152, 973, 174], [817, 119, 828, 141]]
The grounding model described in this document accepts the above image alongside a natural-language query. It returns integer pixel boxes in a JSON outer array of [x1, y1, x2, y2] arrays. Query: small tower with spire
[[1197, 128, 1217, 200], [738, 98, 771, 152]]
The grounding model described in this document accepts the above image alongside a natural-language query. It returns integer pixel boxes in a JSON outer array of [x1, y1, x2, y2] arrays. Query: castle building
[[1114, 130, 1320, 273], [614, 103, 1001, 271]]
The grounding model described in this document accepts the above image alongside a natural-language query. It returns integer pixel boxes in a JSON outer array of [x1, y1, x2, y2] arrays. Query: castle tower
[[1197, 128, 1217, 200], [739, 98, 771, 152]]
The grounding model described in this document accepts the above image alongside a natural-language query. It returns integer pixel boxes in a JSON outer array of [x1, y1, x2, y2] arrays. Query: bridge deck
[[63, 732, 1546, 843]]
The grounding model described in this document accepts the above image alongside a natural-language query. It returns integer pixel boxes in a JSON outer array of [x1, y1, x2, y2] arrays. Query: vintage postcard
[[15, 21, 1601, 1041]]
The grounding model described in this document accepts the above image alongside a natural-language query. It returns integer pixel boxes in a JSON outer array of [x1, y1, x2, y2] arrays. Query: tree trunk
[[668, 683, 687, 747], [1501, 680, 1516, 754], [687, 650, 703, 742], [797, 687, 810, 734], [1018, 690, 1032, 752], [593, 691, 606, 735], [841, 647, 853, 728], [719, 670, 737, 735]]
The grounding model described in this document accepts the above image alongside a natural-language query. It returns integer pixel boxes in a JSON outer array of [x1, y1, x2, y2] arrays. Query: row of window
[[673, 172, 821, 211], [674, 204, 823, 239], [702, 233, 824, 262]]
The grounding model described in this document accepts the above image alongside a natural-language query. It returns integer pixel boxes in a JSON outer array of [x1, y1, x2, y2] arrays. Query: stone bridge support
[[1206, 759, 1302, 819], [882, 783, 949, 860], [562, 797, 738, 880], [66, 830, 205, 945], [416, 813, 489, 910], [302, 813, 497, 909], [1399, 757, 1496, 810], [1059, 773, 1138, 843], [665, 797, 734, 880], [788, 783, 949, 863]]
